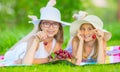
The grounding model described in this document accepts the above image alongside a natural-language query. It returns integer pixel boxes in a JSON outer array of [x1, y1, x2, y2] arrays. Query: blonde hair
[[72, 36, 98, 60]]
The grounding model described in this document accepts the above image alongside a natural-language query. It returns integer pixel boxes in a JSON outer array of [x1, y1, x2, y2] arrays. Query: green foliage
[[0, 24, 33, 54], [80, 0, 118, 23], [0, 0, 84, 25], [104, 22, 120, 46]]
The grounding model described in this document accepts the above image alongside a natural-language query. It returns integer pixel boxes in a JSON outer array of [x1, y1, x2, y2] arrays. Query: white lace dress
[[0, 39, 56, 66]]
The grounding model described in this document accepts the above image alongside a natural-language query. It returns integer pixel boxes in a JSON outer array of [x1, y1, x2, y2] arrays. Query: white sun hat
[[29, 6, 70, 26], [28, 0, 70, 26], [70, 15, 112, 41]]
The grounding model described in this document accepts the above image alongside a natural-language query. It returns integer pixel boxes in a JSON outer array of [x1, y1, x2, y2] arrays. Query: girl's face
[[40, 20, 60, 38], [80, 23, 95, 42]]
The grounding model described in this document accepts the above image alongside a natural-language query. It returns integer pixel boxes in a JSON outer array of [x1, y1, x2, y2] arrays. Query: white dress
[[0, 39, 56, 66]]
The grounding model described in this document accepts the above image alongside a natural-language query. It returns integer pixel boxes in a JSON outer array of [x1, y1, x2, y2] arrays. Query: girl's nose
[[84, 30, 89, 35], [49, 24, 53, 29]]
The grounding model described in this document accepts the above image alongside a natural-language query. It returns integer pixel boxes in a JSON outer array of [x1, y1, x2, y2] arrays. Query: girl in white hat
[[0, 0, 70, 66], [66, 11, 112, 65]]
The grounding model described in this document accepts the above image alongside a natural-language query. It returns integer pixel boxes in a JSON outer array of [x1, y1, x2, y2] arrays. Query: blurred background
[[0, 0, 120, 54]]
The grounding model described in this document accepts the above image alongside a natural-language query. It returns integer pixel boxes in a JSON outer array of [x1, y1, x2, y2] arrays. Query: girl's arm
[[72, 37, 78, 58], [22, 36, 39, 65], [97, 39, 106, 64], [53, 42, 62, 52], [72, 37, 84, 65], [32, 58, 49, 64], [75, 39, 84, 65], [95, 29, 106, 64]]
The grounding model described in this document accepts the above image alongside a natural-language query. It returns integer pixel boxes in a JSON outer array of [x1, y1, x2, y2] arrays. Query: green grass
[[0, 22, 120, 72], [0, 60, 120, 72]]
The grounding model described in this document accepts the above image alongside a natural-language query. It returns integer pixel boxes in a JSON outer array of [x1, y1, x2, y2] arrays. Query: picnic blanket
[[0, 46, 120, 67], [79, 46, 120, 65]]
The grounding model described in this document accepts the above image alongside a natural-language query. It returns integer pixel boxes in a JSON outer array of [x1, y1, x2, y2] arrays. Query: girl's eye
[[80, 28, 85, 31], [88, 28, 92, 30], [88, 27, 94, 30]]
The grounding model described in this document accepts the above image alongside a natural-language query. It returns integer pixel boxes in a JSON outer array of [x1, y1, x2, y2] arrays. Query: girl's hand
[[35, 31, 48, 42], [93, 29, 104, 40], [77, 30, 84, 41]]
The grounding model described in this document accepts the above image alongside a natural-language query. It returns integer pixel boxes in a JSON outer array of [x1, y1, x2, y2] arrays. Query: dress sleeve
[[4, 42, 27, 61], [65, 37, 73, 54]]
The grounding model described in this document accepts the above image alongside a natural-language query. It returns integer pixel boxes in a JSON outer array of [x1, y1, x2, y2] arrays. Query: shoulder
[[14, 42, 27, 48], [72, 36, 79, 43], [53, 41, 62, 51]]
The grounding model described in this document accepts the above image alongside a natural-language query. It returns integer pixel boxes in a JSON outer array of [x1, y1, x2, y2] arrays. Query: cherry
[[54, 51, 57, 54], [44, 42, 48, 46], [92, 35, 96, 39], [59, 49, 63, 53]]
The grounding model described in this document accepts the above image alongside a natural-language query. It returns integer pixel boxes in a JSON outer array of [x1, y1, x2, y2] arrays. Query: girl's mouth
[[84, 35, 91, 39], [47, 30, 55, 34]]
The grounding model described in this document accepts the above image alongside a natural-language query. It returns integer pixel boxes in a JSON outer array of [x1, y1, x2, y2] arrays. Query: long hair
[[72, 36, 98, 60], [82, 40, 98, 60], [54, 23, 64, 43]]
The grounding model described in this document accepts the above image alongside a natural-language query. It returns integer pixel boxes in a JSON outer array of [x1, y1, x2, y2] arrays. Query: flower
[[0, 56, 4, 60]]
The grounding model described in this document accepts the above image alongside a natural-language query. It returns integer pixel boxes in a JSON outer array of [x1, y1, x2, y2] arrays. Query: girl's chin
[[47, 32, 56, 37], [47, 34, 55, 38], [84, 39, 92, 42]]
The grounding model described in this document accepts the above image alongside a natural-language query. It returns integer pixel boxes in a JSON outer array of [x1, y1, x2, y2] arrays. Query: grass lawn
[[0, 60, 120, 72], [0, 22, 120, 72]]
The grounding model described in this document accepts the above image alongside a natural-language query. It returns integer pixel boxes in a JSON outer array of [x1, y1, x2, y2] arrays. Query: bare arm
[[71, 36, 84, 65], [72, 38, 78, 58], [53, 42, 62, 52], [97, 40, 106, 64], [22, 36, 39, 64], [32, 58, 49, 64], [75, 39, 84, 65], [95, 29, 106, 64]]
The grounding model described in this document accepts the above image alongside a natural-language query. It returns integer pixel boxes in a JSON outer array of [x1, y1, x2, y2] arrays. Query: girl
[[0, 0, 70, 66], [68, 13, 111, 65]]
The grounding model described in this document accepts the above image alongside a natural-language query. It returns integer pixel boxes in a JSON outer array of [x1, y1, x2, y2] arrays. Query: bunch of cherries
[[49, 49, 72, 60]]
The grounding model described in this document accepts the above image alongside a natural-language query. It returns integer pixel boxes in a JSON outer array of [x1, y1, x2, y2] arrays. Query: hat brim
[[28, 19, 70, 26], [70, 20, 112, 41]]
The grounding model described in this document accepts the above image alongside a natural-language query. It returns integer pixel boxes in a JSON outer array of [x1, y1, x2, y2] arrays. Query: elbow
[[22, 58, 33, 65]]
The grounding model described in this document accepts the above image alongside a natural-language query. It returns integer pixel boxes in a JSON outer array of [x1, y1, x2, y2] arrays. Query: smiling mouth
[[84, 35, 91, 38], [47, 30, 55, 34]]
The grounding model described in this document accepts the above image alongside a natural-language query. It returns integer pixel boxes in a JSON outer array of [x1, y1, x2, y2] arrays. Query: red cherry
[[44, 42, 48, 45], [54, 51, 57, 54], [64, 50, 67, 54], [59, 49, 63, 53], [92, 35, 96, 39], [59, 53, 63, 56], [57, 55, 62, 59], [68, 53, 72, 59]]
